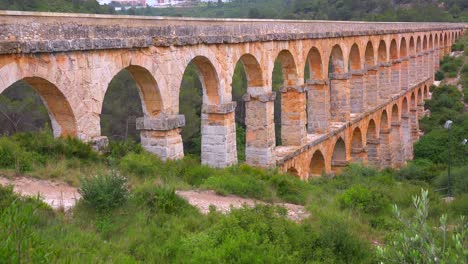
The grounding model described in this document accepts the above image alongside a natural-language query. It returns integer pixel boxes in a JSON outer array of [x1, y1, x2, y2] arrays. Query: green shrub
[[435, 70, 445, 81], [448, 194, 468, 216], [106, 140, 143, 159], [181, 165, 216, 186], [133, 185, 190, 215], [119, 152, 160, 178], [338, 185, 389, 214], [434, 166, 468, 196], [0, 137, 35, 172], [79, 173, 129, 212], [202, 168, 273, 200], [268, 173, 308, 205], [397, 159, 444, 182], [378, 190, 466, 263]]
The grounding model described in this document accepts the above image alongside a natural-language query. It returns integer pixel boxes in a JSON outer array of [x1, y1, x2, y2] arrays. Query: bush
[[268, 173, 309, 205], [397, 159, 444, 182], [119, 152, 161, 178], [181, 165, 216, 186], [0, 137, 35, 172], [338, 185, 389, 214], [435, 70, 445, 81], [106, 140, 143, 159], [434, 166, 468, 196], [133, 185, 190, 215], [79, 173, 129, 212]]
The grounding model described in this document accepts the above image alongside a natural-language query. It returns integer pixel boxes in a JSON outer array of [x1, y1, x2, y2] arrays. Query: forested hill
[[0, 0, 467, 22]]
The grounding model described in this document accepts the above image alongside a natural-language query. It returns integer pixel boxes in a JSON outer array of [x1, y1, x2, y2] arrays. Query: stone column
[[351, 147, 366, 163], [379, 127, 392, 168], [201, 103, 237, 168], [378, 62, 391, 102], [366, 138, 380, 167], [391, 121, 404, 167], [400, 57, 409, 91], [416, 53, 423, 83], [306, 79, 330, 134], [417, 102, 425, 119], [243, 92, 276, 168], [331, 160, 349, 175], [439, 47, 445, 61], [390, 59, 401, 95], [422, 51, 428, 80], [280, 85, 307, 146], [136, 114, 185, 160], [428, 50, 435, 81], [401, 113, 413, 161], [365, 66, 379, 110], [409, 55, 417, 87], [329, 73, 350, 122], [350, 70, 366, 114], [410, 107, 420, 143], [434, 49, 440, 71]]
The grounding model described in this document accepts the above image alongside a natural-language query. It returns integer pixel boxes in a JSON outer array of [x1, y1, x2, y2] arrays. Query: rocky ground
[[0, 176, 309, 221]]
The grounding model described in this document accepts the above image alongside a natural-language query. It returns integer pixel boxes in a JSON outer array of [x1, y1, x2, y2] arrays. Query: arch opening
[[309, 150, 326, 177], [366, 119, 379, 167], [0, 78, 76, 138], [351, 128, 364, 162], [179, 56, 221, 156], [331, 137, 347, 174], [379, 110, 391, 168], [328, 45, 349, 122]]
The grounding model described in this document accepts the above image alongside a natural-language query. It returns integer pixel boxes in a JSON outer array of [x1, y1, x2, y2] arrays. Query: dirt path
[[0, 176, 309, 221], [0, 176, 81, 210], [176, 190, 310, 222]]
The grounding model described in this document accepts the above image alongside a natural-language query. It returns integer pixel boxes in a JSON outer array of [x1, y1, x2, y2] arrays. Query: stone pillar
[[243, 92, 276, 168], [366, 138, 380, 167], [365, 66, 379, 110], [434, 49, 440, 71], [416, 53, 423, 83], [350, 70, 366, 114], [306, 79, 330, 134], [378, 62, 391, 101], [401, 113, 413, 161], [136, 114, 185, 160], [400, 57, 409, 91], [329, 73, 350, 122], [379, 127, 392, 168], [410, 107, 420, 143], [391, 121, 404, 167], [201, 103, 237, 168], [390, 59, 401, 95], [439, 47, 445, 61], [409, 55, 417, 87], [422, 51, 428, 80], [417, 102, 425, 119], [428, 50, 435, 81], [280, 85, 307, 146], [331, 160, 348, 175], [351, 147, 366, 163]]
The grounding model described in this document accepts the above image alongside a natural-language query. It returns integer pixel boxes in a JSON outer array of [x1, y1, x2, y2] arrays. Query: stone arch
[[391, 104, 403, 167], [287, 166, 299, 177], [348, 44, 362, 71], [119, 65, 162, 117], [400, 38, 408, 57], [329, 44, 346, 74], [331, 137, 347, 174], [429, 35, 433, 49], [185, 56, 221, 105], [351, 127, 364, 162], [416, 36, 422, 53], [378, 40, 388, 63], [275, 49, 305, 146], [276, 49, 299, 86], [349, 44, 364, 113], [423, 35, 428, 50], [366, 119, 379, 167], [365, 41, 375, 67], [309, 150, 326, 177], [237, 53, 265, 88], [401, 97, 412, 161], [390, 39, 398, 60], [329, 44, 349, 122], [435, 34, 439, 48], [379, 110, 391, 168], [306, 47, 323, 79], [409, 37, 416, 55], [1, 77, 77, 138]]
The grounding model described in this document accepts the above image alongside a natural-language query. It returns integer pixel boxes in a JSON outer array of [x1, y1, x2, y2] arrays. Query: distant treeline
[[1, 0, 466, 22]]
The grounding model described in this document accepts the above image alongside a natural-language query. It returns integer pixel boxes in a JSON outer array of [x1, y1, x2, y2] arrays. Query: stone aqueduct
[[0, 11, 465, 179]]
